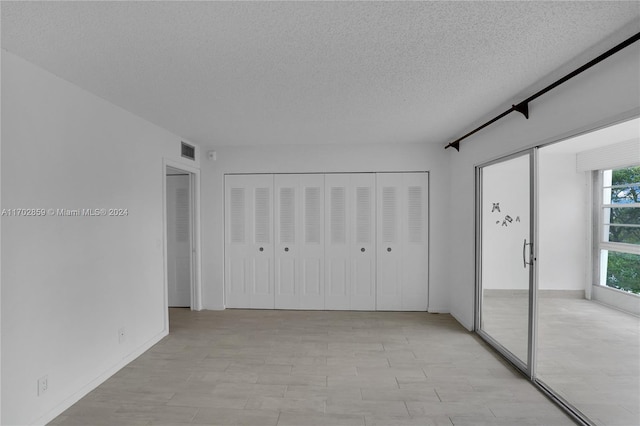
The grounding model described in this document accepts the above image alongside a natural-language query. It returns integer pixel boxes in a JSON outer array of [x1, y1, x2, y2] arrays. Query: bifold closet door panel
[[400, 173, 429, 310], [300, 175, 325, 309], [325, 174, 350, 310], [324, 174, 376, 311], [350, 173, 376, 311], [224, 174, 274, 308], [377, 173, 403, 310], [274, 174, 325, 309], [377, 173, 429, 311]]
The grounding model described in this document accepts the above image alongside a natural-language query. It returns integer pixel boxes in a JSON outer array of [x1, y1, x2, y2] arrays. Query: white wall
[[448, 28, 640, 330], [199, 142, 451, 313], [538, 151, 589, 291], [1, 51, 199, 425]]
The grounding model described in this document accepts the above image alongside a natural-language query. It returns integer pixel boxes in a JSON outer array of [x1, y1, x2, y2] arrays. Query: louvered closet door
[[325, 175, 350, 310], [324, 174, 376, 310], [300, 175, 325, 309], [274, 174, 325, 309], [377, 173, 429, 311], [351, 174, 376, 310], [225, 174, 274, 308], [167, 175, 191, 307]]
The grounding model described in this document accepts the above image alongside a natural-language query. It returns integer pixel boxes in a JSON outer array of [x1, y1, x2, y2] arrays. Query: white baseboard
[[426, 306, 450, 314], [483, 289, 585, 299], [32, 329, 169, 426], [592, 285, 640, 316], [538, 290, 584, 298], [202, 304, 226, 310]]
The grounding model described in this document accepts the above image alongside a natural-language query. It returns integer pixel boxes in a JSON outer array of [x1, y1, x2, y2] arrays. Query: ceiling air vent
[[181, 142, 195, 161]]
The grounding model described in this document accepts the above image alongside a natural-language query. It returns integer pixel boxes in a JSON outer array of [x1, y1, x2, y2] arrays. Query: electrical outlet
[[37, 375, 48, 396], [118, 327, 125, 343]]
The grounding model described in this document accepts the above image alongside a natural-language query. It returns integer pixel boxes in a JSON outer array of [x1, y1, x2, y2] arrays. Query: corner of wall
[[0, 42, 3, 426], [450, 309, 474, 332]]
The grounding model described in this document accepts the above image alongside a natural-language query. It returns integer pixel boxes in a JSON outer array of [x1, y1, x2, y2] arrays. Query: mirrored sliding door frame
[[474, 148, 538, 379], [475, 147, 595, 426]]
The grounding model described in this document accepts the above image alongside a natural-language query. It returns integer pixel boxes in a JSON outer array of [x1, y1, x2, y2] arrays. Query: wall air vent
[[181, 142, 195, 160]]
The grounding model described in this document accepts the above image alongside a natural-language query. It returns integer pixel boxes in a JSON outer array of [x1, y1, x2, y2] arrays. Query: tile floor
[[50, 309, 576, 426], [537, 298, 640, 426], [482, 294, 640, 426]]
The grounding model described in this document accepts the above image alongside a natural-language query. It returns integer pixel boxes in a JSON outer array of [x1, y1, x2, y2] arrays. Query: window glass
[[601, 250, 640, 294], [599, 166, 640, 294]]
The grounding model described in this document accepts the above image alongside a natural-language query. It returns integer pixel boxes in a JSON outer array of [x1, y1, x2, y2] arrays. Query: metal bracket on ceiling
[[513, 102, 529, 119], [446, 141, 460, 151]]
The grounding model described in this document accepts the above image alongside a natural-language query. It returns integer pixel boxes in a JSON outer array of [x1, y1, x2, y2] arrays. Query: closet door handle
[[259, 247, 264, 252], [284, 247, 289, 252], [387, 247, 392, 252], [361, 248, 366, 252]]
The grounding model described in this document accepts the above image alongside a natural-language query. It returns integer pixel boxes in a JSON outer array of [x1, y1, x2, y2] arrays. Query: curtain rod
[[445, 31, 640, 151]]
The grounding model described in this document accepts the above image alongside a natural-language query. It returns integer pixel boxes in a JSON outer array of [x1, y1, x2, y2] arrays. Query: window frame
[[594, 167, 640, 295]]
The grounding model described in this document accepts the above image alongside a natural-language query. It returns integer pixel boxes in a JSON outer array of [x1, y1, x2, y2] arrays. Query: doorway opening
[[163, 160, 201, 329]]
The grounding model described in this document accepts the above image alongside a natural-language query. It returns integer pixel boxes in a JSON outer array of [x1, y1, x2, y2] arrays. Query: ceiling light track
[[445, 31, 640, 152]]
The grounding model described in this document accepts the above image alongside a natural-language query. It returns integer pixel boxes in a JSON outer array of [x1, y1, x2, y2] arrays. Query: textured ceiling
[[2, 1, 639, 148]]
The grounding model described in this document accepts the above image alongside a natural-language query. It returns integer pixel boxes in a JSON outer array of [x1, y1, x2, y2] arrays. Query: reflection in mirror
[[536, 125, 640, 426], [480, 154, 531, 364]]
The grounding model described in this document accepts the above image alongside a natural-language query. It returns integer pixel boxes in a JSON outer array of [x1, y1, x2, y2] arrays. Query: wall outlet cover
[[38, 375, 48, 396]]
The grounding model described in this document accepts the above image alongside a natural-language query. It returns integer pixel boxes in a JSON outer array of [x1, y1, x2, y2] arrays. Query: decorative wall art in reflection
[[491, 202, 520, 228]]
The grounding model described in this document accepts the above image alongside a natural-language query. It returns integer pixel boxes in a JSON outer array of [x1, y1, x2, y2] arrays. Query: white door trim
[[162, 159, 202, 333]]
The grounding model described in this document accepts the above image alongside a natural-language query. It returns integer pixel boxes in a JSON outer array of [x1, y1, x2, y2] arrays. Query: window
[[597, 166, 640, 294]]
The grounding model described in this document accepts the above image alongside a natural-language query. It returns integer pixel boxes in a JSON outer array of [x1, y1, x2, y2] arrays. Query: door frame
[[474, 148, 539, 378], [162, 159, 202, 331]]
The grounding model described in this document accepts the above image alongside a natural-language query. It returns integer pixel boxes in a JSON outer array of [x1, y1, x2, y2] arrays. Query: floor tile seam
[[188, 407, 200, 423], [421, 366, 428, 379], [488, 406, 498, 418]]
